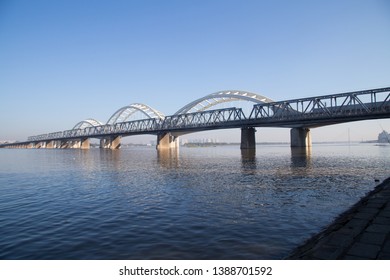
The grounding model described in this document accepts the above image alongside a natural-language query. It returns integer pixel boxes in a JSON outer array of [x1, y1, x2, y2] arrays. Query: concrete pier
[[156, 133, 179, 150], [71, 140, 81, 149], [240, 127, 256, 149], [287, 177, 390, 259], [60, 140, 69, 148], [46, 141, 55, 148], [290, 127, 312, 148], [80, 138, 90, 149], [100, 136, 121, 149]]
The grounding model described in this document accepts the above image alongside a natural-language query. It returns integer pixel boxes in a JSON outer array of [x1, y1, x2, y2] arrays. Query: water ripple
[[0, 145, 388, 259]]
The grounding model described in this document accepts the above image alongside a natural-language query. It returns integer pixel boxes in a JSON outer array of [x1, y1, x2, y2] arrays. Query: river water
[[0, 144, 389, 259]]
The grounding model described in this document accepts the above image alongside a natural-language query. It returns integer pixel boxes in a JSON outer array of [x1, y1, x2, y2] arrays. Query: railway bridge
[[2, 87, 390, 150]]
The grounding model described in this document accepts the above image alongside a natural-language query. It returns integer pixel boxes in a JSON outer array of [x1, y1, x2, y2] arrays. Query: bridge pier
[[290, 128, 312, 147], [55, 140, 62, 148], [80, 138, 90, 149], [156, 133, 179, 150], [60, 140, 69, 148], [99, 139, 106, 149], [240, 127, 256, 149], [70, 140, 80, 149], [57, 141, 62, 148], [100, 136, 121, 149], [44, 141, 52, 148]]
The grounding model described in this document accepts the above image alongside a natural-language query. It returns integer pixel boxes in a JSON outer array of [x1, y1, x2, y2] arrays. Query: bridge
[[2, 87, 390, 150]]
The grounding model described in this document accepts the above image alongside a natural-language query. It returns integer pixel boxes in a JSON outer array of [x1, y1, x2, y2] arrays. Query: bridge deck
[[1, 87, 389, 148]]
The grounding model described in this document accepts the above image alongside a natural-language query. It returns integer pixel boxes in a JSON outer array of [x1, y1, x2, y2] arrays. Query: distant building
[[378, 130, 390, 143]]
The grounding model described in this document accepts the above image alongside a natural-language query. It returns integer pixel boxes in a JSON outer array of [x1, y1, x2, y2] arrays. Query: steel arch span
[[73, 119, 103, 130], [174, 90, 274, 115], [107, 103, 165, 125]]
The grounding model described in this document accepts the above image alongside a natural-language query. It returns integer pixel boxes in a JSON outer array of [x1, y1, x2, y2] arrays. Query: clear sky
[[1, 0, 389, 143]]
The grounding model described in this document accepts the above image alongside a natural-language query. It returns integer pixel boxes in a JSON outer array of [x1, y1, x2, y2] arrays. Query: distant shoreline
[[1, 140, 387, 149], [181, 141, 384, 148]]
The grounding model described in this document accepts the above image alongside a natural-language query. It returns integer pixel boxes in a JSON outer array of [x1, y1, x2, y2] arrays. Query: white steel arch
[[174, 90, 274, 115], [72, 119, 103, 130], [107, 103, 165, 125]]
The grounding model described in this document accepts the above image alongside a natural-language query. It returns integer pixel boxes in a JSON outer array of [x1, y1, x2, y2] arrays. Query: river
[[0, 143, 389, 259]]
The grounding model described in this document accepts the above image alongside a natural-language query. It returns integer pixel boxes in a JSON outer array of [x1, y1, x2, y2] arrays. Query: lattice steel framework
[[162, 107, 246, 131], [24, 87, 390, 144], [107, 103, 165, 125], [174, 90, 274, 115], [27, 108, 246, 141], [249, 87, 390, 127], [72, 119, 103, 129]]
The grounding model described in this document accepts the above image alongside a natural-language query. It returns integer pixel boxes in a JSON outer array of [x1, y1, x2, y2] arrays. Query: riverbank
[[287, 177, 390, 259]]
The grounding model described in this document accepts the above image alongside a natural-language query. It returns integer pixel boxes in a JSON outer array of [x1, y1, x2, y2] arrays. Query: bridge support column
[[80, 138, 90, 149], [100, 136, 121, 149], [70, 140, 81, 149], [46, 141, 55, 149], [290, 128, 312, 147], [56, 140, 63, 148], [99, 139, 107, 149], [156, 133, 179, 150], [240, 127, 256, 149], [59, 140, 70, 148]]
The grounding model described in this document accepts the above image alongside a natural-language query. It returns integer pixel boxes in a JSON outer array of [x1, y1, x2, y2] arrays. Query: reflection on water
[[241, 149, 257, 173], [157, 148, 180, 169], [241, 148, 256, 162], [290, 147, 312, 169], [0, 144, 389, 259]]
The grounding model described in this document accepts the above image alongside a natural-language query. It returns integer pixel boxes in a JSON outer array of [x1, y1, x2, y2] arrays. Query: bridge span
[[2, 87, 390, 150]]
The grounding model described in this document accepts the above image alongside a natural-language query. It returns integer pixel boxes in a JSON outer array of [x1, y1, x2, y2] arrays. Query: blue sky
[[1, 0, 389, 143]]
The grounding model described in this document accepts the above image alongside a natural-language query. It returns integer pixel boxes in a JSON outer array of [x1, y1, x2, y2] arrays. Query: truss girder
[[72, 119, 103, 130], [174, 90, 274, 115], [26, 87, 390, 143], [107, 103, 165, 125], [27, 108, 247, 142], [249, 87, 390, 126], [162, 107, 246, 131]]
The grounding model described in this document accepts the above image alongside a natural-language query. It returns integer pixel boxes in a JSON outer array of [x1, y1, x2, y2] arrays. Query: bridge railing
[[161, 107, 246, 130], [110, 118, 163, 134], [249, 87, 390, 122], [25, 87, 390, 142], [26, 108, 247, 142]]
